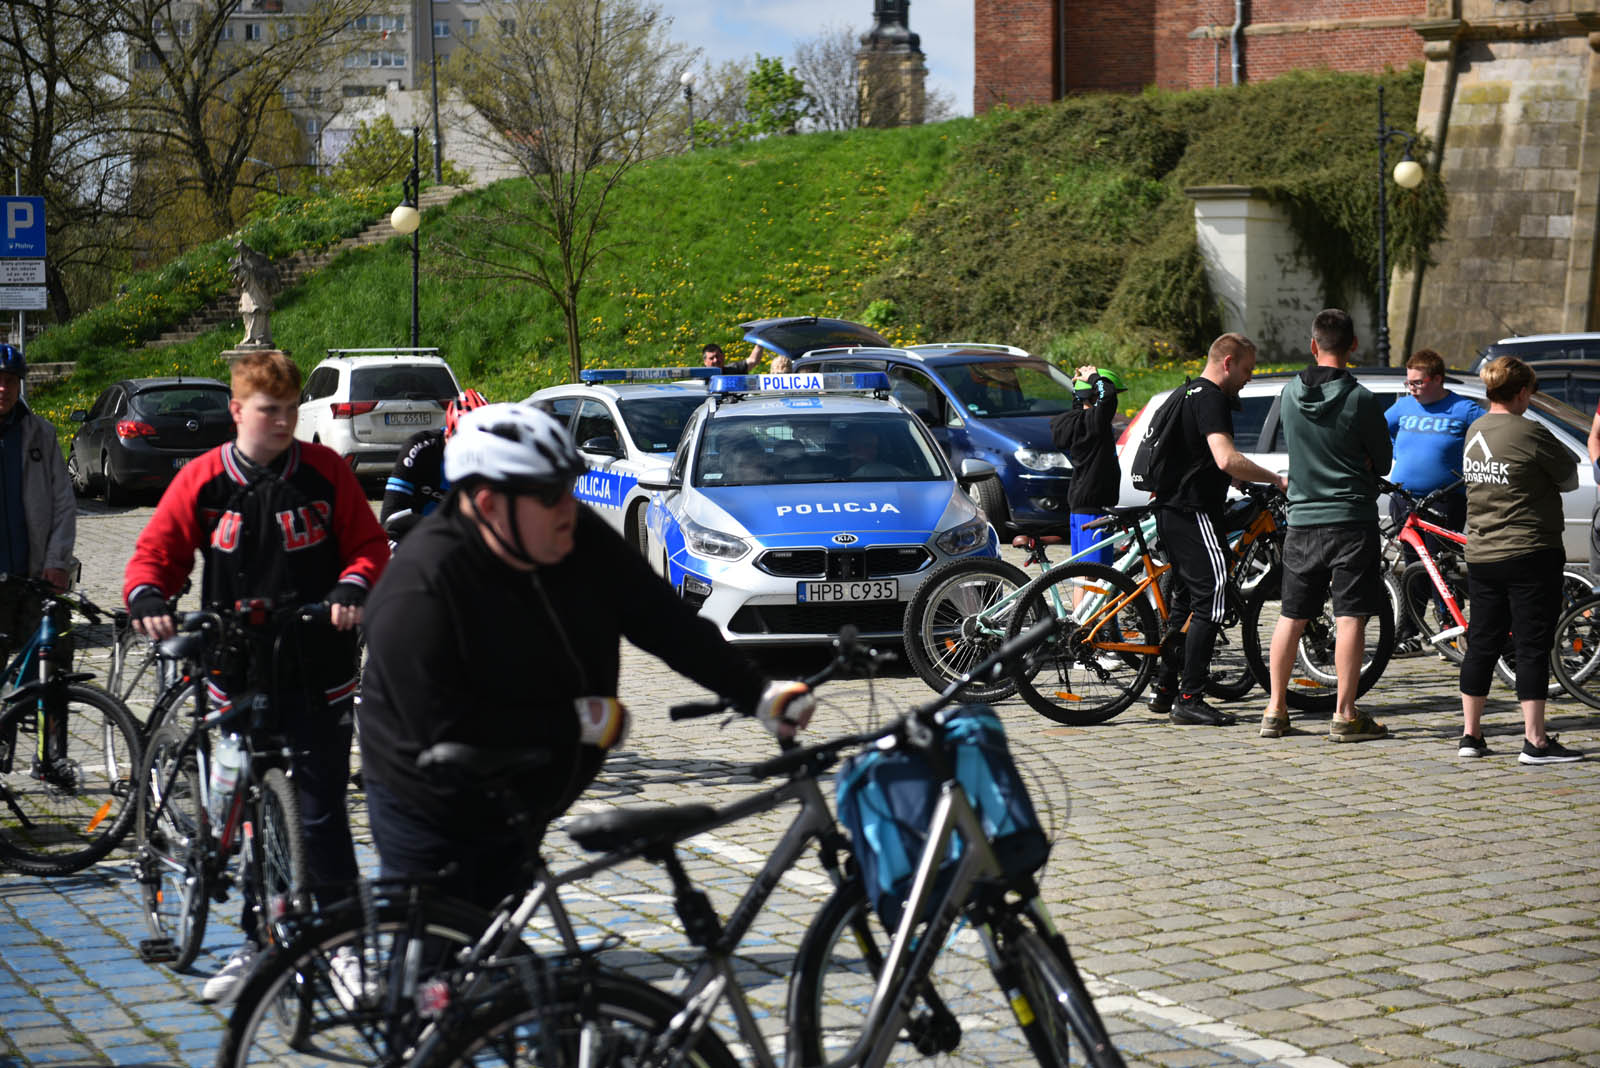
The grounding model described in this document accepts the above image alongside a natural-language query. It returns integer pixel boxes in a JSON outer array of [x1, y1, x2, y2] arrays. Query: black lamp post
[[1375, 84, 1425, 365], [390, 127, 422, 348], [681, 70, 696, 150]]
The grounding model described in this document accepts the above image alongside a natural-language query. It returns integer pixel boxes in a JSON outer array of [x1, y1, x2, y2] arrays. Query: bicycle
[[1551, 590, 1600, 708], [221, 619, 1122, 1068], [0, 573, 143, 876], [998, 485, 1287, 724], [414, 614, 1124, 1068], [106, 581, 189, 722], [1379, 477, 1592, 696], [131, 598, 328, 973]]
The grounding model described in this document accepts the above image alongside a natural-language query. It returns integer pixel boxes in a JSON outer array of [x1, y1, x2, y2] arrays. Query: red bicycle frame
[[1396, 509, 1468, 645]]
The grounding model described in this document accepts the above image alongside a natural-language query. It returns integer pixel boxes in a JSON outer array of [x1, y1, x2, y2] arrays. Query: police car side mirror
[[579, 436, 624, 458], [957, 458, 997, 485], [638, 471, 679, 492], [70, 409, 88, 423]]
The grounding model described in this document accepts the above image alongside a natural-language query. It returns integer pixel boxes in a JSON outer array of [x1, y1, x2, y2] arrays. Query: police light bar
[[579, 367, 718, 384], [709, 372, 892, 394]]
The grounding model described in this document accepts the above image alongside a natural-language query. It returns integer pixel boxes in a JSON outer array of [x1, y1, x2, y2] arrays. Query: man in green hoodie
[[1261, 309, 1393, 742]]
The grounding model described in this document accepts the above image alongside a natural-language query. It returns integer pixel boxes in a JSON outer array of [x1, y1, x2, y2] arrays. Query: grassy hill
[[25, 67, 1444, 433]]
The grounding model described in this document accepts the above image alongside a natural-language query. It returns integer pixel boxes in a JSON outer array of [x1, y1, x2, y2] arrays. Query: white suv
[[296, 349, 461, 476]]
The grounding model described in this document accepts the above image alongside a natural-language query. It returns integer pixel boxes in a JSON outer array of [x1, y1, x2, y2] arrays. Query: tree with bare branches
[[441, 0, 690, 381], [793, 24, 859, 132]]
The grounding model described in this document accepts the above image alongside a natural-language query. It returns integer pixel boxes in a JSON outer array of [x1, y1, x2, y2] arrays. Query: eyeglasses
[[1404, 377, 1437, 390], [520, 476, 577, 508]]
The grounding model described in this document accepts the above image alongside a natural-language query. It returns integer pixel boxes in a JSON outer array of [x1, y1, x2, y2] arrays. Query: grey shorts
[[1280, 522, 1384, 619]]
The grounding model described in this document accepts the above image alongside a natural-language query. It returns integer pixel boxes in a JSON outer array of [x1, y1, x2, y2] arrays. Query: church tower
[[856, 0, 926, 127]]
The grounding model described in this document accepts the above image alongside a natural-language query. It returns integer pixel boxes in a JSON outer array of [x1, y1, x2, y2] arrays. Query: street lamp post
[[390, 127, 422, 349], [1375, 84, 1425, 365], [681, 70, 696, 151]]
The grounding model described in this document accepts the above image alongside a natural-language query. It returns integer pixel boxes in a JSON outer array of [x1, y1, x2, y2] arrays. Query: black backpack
[[1128, 380, 1190, 494]]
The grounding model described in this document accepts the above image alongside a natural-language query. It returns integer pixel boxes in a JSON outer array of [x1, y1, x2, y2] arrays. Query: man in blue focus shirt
[[1385, 349, 1484, 649]]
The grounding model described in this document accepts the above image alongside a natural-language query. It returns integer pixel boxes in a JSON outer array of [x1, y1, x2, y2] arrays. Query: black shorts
[[1280, 522, 1383, 619]]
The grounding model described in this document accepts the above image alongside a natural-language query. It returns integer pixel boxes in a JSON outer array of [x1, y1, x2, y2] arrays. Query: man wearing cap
[[1051, 365, 1125, 566], [0, 343, 76, 667]]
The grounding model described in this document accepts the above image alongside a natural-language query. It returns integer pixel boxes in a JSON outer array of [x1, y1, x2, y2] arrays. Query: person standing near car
[[1151, 334, 1287, 726], [1385, 349, 1484, 651], [1458, 356, 1583, 763], [702, 342, 764, 375], [0, 343, 76, 669], [1260, 309, 1392, 742], [1051, 365, 1125, 567], [124, 349, 389, 1003]]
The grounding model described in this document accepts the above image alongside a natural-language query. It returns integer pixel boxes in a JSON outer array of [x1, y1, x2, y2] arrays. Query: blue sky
[[654, 0, 974, 117]]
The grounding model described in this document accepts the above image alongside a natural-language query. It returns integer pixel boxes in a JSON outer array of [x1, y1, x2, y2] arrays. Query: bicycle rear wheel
[[903, 558, 1031, 702], [1005, 564, 1158, 726], [789, 878, 1020, 1068], [1552, 591, 1600, 710], [1240, 585, 1393, 713], [133, 720, 209, 971], [414, 966, 741, 1068], [220, 892, 494, 1068], [0, 682, 142, 876]]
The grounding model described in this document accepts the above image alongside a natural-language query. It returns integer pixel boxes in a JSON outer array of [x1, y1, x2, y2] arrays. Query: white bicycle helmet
[[444, 402, 584, 491]]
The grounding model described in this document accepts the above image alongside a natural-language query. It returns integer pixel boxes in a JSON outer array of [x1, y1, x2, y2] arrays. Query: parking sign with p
[[1, 197, 46, 258]]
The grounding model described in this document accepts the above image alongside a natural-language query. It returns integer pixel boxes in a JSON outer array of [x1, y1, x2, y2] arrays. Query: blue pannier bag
[[835, 706, 1050, 929]]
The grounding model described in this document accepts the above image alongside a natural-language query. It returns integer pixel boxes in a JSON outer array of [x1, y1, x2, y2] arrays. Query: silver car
[[295, 349, 462, 476], [1116, 367, 1598, 560]]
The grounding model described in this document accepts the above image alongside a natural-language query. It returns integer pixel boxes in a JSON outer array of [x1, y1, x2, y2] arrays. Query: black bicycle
[[0, 574, 143, 876]]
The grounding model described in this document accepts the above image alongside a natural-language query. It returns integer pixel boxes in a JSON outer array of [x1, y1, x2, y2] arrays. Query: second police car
[[526, 366, 716, 552], [640, 371, 1001, 645]]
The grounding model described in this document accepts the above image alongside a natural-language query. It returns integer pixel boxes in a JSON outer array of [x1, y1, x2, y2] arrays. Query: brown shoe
[[1328, 712, 1388, 742], [1259, 710, 1291, 738]]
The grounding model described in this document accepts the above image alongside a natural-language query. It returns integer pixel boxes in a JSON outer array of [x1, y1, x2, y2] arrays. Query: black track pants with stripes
[[1155, 505, 1230, 698]]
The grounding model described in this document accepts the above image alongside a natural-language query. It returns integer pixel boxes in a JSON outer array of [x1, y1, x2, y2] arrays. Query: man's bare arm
[[1207, 431, 1288, 492]]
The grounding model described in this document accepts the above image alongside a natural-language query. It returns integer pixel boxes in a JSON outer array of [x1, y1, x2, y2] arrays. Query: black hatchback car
[[69, 377, 234, 504]]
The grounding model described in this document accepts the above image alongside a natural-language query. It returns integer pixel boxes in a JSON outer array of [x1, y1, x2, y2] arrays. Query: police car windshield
[[931, 360, 1076, 419], [617, 395, 707, 452], [694, 413, 945, 487]]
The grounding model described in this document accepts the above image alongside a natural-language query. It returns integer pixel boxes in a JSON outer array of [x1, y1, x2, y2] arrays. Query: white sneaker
[[201, 945, 258, 1005], [330, 945, 377, 1013]]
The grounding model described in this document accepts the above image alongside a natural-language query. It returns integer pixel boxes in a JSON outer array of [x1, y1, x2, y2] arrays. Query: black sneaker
[[1171, 694, 1237, 726], [1394, 636, 1425, 658], [1149, 684, 1176, 716], [1457, 734, 1489, 758], [1519, 736, 1584, 765]]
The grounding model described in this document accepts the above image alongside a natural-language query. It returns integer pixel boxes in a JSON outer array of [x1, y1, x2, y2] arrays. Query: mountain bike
[[998, 486, 1286, 724], [132, 598, 325, 973], [1378, 477, 1592, 696], [410, 616, 1123, 1068], [0, 573, 143, 876]]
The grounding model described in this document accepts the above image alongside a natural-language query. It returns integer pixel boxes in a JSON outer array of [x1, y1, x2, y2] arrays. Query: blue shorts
[[1069, 513, 1111, 566]]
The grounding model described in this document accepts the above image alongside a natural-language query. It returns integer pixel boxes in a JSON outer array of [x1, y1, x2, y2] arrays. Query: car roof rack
[[801, 345, 915, 360], [325, 347, 443, 358], [579, 367, 717, 385], [904, 342, 1032, 357]]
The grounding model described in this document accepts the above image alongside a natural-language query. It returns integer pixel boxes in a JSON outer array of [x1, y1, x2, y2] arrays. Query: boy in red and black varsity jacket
[[124, 349, 388, 1002]]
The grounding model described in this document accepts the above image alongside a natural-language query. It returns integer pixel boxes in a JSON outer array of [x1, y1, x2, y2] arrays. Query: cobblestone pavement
[[2, 498, 1598, 1068]]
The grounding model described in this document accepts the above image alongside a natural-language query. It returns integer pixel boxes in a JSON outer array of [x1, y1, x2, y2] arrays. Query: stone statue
[[230, 242, 279, 349]]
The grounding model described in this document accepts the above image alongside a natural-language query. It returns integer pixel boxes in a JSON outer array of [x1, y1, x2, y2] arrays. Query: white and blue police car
[[640, 371, 1001, 645], [526, 367, 715, 552]]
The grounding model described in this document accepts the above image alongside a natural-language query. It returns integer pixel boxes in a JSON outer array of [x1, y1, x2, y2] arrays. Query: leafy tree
[[327, 115, 467, 191], [442, 0, 691, 381], [746, 54, 810, 136]]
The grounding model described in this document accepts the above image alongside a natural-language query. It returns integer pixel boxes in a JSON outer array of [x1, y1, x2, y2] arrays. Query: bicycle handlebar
[[0, 572, 113, 625], [1377, 477, 1465, 525]]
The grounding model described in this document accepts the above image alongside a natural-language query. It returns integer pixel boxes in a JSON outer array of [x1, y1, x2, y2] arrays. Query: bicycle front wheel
[[416, 967, 742, 1068], [220, 892, 494, 1068], [789, 878, 1019, 1068], [1005, 563, 1158, 726], [0, 682, 142, 876], [108, 618, 177, 727], [1551, 591, 1600, 709], [1005, 921, 1126, 1068], [256, 766, 309, 945], [133, 720, 209, 971], [1240, 585, 1393, 713], [903, 558, 1032, 702]]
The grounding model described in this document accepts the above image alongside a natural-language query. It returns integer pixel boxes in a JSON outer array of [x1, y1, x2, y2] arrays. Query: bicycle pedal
[[138, 937, 179, 964]]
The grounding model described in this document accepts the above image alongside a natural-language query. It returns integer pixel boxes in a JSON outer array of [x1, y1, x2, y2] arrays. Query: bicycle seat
[[1010, 534, 1064, 549], [565, 804, 718, 853], [1083, 505, 1152, 530], [416, 742, 553, 780], [158, 632, 208, 662]]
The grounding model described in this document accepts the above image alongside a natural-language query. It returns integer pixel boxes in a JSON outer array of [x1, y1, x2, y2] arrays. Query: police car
[[526, 367, 714, 552], [640, 371, 1001, 645]]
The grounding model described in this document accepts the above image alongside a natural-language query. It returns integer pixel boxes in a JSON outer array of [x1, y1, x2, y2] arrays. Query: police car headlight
[[682, 517, 750, 561], [1014, 448, 1070, 472], [936, 516, 989, 556]]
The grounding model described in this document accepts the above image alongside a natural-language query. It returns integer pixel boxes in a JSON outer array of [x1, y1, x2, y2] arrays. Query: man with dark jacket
[[1051, 365, 1124, 565], [1261, 309, 1393, 742]]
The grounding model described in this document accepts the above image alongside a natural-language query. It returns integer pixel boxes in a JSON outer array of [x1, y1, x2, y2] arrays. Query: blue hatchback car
[[784, 338, 1077, 533]]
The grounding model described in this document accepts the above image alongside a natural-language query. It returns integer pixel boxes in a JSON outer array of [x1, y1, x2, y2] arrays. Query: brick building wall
[[976, 0, 1427, 110]]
